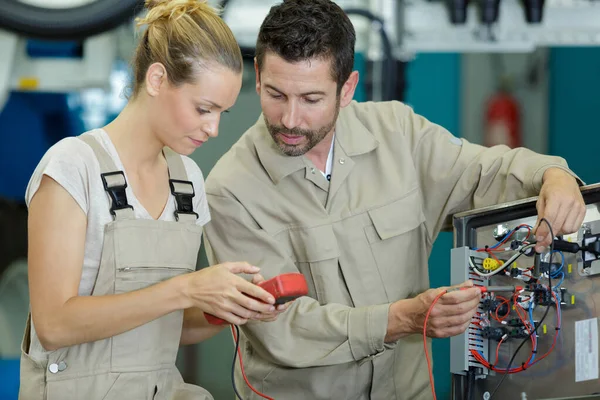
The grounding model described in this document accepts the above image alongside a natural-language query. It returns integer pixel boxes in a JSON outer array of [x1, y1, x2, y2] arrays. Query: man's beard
[[265, 101, 340, 157]]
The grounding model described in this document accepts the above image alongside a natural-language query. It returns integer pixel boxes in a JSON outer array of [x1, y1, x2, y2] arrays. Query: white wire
[[469, 244, 536, 277]]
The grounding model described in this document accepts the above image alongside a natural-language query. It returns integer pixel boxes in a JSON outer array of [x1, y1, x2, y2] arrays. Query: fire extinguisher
[[484, 87, 521, 148]]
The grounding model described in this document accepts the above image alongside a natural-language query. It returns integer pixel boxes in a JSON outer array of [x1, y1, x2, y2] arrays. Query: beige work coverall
[[204, 101, 578, 400], [19, 134, 212, 400]]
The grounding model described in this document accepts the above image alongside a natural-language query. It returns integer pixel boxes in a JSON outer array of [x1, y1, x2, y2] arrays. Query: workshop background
[[0, 0, 599, 399]]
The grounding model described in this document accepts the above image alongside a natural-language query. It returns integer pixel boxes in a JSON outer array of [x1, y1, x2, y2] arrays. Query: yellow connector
[[483, 258, 503, 270]]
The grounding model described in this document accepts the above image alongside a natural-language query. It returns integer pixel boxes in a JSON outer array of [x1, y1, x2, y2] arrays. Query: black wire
[[341, 8, 397, 102], [489, 217, 554, 399], [232, 325, 245, 400], [465, 368, 476, 400]]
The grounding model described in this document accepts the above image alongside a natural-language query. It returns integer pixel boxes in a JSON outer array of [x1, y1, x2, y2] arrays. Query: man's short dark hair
[[255, 0, 356, 92]]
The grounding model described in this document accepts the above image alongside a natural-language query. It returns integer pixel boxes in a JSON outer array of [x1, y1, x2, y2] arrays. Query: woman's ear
[[145, 63, 167, 97]]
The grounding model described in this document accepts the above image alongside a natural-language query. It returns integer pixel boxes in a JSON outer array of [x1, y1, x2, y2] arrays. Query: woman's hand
[[180, 262, 276, 325], [248, 274, 294, 322]]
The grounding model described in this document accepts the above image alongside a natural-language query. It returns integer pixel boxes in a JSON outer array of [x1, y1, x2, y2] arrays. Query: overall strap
[[79, 133, 134, 220], [163, 147, 198, 223]]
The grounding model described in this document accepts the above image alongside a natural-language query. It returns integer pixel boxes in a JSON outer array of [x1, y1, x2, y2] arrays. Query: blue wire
[[528, 306, 537, 364], [473, 225, 534, 251], [550, 251, 565, 277], [553, 272, 565, 289]]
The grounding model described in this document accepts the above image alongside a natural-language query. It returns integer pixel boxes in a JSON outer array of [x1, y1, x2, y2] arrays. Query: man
[[203, 0, 586, 398]]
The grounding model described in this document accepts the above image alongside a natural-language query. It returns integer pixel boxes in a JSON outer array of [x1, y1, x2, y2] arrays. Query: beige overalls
[[19, 133, 213, 400]]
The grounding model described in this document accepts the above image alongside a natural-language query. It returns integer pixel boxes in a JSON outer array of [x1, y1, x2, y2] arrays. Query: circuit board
[[450, 184, 600, 400]]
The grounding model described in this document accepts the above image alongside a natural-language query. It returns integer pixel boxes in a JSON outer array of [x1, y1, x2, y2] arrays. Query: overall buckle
[[169, 179, 198, 221], [101, 171, 133, 217]]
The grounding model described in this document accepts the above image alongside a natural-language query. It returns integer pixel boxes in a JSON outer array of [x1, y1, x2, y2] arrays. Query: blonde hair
[[131, 0, 242, 95]]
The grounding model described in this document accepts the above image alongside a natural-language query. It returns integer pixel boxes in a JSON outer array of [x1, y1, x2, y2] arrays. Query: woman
[[19, 1, 285, 399]]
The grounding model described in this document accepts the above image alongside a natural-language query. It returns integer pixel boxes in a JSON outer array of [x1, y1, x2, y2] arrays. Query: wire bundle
[[424, 219, 563, 400]]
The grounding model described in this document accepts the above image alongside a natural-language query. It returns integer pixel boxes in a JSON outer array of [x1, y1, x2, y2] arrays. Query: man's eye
[[197, 108, 211, 114]]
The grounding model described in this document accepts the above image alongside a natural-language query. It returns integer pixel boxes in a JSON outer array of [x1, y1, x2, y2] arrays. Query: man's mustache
[[270, 126, 312, 137]]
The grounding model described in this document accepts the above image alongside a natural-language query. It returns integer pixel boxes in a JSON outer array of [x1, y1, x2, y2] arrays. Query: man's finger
[[533, 197, 545, 236], [440, 287, 481, 305], [537, 199, 558, 238], [535, 202, 559, 251], [563, 206, 583, 235], [552, 203, 570, 237]]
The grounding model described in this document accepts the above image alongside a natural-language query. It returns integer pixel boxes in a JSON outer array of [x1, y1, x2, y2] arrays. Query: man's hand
[[534, 168, 585, 252], [385, 281, 481, 342], [250, 274, 293, 322]]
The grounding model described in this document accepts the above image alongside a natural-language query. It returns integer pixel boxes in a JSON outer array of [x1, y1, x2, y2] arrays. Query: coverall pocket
[[111, 266, 189, 371], [19, 317, 46, 400], [45, 372, 121, 400], [282, 225, 340, 303], [364, 190, 427, 301]]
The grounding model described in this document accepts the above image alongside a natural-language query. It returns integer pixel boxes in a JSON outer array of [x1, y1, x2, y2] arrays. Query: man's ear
[[339, 71, 359, 108], [254, 58, 261, 96]]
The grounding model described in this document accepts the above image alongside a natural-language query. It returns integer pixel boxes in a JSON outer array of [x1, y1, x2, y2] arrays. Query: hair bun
[[138, 0, 214, 27]]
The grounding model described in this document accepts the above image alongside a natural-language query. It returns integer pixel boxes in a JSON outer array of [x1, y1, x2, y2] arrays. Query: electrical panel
[[450, 184, 600, 400]]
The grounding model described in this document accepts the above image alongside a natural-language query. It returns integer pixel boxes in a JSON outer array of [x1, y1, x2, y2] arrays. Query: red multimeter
[[205, 272, 309, 325]]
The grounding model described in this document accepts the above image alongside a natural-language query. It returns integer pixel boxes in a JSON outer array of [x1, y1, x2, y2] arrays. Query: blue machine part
[[0, 91, 84, 201], [0, 359, 20, 399], [0, 40, 90, 201]]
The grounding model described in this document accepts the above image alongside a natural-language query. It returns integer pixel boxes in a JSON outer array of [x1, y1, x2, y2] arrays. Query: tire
[[0, 0, 144, 40]]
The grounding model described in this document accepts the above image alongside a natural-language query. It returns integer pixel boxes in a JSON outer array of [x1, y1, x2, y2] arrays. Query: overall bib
[[19, 133, 213, 400]]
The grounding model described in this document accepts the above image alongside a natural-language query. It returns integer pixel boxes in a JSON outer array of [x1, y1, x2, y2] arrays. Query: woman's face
[[149, 64, 243, 156]]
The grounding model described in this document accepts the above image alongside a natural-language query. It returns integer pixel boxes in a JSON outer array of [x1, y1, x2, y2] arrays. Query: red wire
[[423, 290, 448, 400], [492, 338, 506, 369], [494, 296, 510, 322], [471, 288, 563, 374], [230, 325, 274, 400], [476, 225, 531, 254], [528, 291, 561, 366]]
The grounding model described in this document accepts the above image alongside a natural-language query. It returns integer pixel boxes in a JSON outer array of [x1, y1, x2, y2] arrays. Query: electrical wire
[[423, 290, 447, 400], [483, 224, 533, 252], [230, 325, 275, 400], [231, 325, 244, 400], [493, 296, 510, 322], [470, 244, 535, 277], [489, 217, 555, 399], [528, 305, 537, 364], [339, 8, 397, 101]]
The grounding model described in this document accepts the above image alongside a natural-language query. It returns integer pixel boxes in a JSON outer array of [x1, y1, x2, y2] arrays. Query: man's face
[[256, 53, 341, 156]]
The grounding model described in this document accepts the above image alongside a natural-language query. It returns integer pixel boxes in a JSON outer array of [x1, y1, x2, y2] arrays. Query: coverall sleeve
[[203, 194, 390, 368], [398, 104, 583, 241]]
